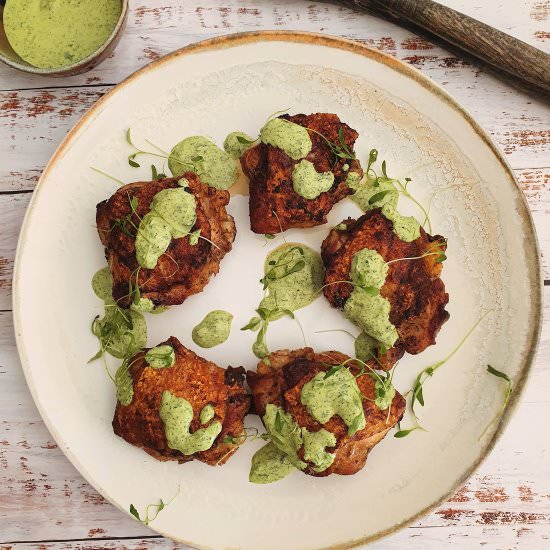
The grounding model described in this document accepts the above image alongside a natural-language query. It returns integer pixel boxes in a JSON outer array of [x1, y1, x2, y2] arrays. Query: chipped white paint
[[0, 0, 549, 548]]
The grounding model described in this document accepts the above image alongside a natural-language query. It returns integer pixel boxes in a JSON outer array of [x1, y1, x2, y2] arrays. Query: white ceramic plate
[[14, 32, 542, 550]]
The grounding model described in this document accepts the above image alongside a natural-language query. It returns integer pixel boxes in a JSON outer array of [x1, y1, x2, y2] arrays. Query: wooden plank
[[0, 285, 549, 543]]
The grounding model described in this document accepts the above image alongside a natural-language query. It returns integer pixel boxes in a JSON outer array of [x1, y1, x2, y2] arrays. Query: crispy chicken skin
[[96, 174, 236, 308], [112, 336, 250, 465], [322, 209, 449, 369], [241, 113, 363, 234], [247, 348, 405, 477]]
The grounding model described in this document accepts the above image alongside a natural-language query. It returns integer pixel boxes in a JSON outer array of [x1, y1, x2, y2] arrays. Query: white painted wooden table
[[0, 1, 548, 548]]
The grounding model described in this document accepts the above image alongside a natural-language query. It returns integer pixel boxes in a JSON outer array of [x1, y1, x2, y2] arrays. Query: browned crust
[[112, 336, 250, 466], [246, 347, 405, 477], [321, 209, 450, 368], [241, 113, 362, 234], [96, 174, 236, 308]]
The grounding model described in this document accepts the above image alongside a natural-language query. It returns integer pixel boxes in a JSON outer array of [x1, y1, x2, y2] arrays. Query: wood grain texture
[[0, 1, 549, 548]]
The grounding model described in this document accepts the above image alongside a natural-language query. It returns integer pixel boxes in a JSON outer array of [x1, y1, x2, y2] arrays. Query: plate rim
[[12, 30, 543, 549]]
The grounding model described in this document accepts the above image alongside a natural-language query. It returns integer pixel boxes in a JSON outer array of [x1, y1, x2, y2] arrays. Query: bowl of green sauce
[[0, 0, 128, 76]]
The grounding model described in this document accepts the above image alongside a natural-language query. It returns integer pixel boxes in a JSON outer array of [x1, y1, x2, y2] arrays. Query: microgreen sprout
[[478, 365, 513, 439], [307, 125, 356, 168], [260, 246, 305, 290], [129, 486, 180, 526], [91, 166, 125, 186]]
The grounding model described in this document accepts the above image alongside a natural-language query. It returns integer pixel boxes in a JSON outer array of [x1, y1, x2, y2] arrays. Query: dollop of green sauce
[[200, 403, 215, 424], [114, 361, 134, 407], [250, 404, 338, 484], [301, 369, 366, 436], [354, 331, 378, 363], [91, 268, 146, 359], [159, 391, 222, 455], [348, 173, 420, 243], [145, 345, 175, 369], [191, 310, 233, 348], [135, 188, 196, 269], [249, 442, 295, 484], [259, 243, 324, 317], [350, 248, 389, 289], [381, 203, 420, 242], [292, 159, 334, 200], [223, 131, 255, 159], [4, 0, 122, 69], [130, 297, 166, 314], [259, 118, 312, 160], [344, 249, 398, 349], [302, 428, 336, 473], [168, 136, 238, 190]]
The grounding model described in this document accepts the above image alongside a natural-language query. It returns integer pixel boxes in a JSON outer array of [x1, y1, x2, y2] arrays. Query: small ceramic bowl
[[0, 0, 128, 77]]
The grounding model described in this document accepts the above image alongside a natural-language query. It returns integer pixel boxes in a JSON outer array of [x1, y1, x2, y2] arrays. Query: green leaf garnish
[[479, 365, 513, 439], [368, 189, 392, 205], [241, 316, 261, 332], [129, 486, 180, 526]]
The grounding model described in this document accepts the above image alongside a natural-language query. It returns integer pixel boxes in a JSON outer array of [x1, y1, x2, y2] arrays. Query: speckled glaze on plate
[[13, 32, 542, 550]]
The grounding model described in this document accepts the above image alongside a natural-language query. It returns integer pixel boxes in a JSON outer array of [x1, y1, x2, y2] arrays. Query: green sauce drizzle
[[135, 188, 196, 269], [260, 243, 324, 316], [259, 118, 312, 160], [145, 345, 175, 369], [292, 159, 334, 200], [381, 204, 420, 242], [249, 442, 295, 484], [199, 404, 215, 424], [4, 0, 122, 69], [168, 136, 238, 190], [115, 359, 134, 406], [302, 428, 336, 473], [191, 310, 233, 348], [91, 268, 146, 360], [354, 331, 378, 363], [223, 131, 255, 159], [301, 368, 366, 436], [159, 391, 222, 455], [343, 249, 398, 349]]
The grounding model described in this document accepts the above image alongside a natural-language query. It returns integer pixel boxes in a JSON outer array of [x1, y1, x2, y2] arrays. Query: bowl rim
[[12, 30, 543, 549], [0, 0, 129, 75]]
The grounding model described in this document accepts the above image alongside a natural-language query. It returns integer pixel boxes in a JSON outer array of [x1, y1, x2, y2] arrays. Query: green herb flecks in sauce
[[114, 358, 135, 406], [90, 268, 146, 361], [259, 243, 323, 317], [192, 310, 233, 348], [263, 404, 306, 469], [343, 249, 398, 350], [223, 131, 256, 159], [159, 391, 222, 455], [354, 332, 379, 364], [200, 404, 215, 424], [145, 345, 175, 369], [301, 428, 336, 473], [249, 442, 295, 484], [292, 159, 334, 200], [168, 136, 238, 190], [301, 368, 366, 436], [259, 118, 312, 160], [135, 188, 196, 269], [381, 204, 420, 242], [4, 0, 122, 69]]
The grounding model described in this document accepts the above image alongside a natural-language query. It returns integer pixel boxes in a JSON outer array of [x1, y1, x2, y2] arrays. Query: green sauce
[[249, 442, 295, 484], [199, 404, 215, 424], [259, 243, 324, 317], [343, 249, 398, 349], [223, 131, 255, 159], [159, 391, 222, 455], [354, 331, 378, 363], [135, 188, 196, 269], [302, 428, 336, 473], [259, 118, 312, 160], [168, 136, 238, 190], [4, 0, 122, 69], [348, 173, 420, 243], [292, 160, 334, 200], [91, 268, 146, 360], [145, 345, 175, 369], [263, 404, 306, 469], [114, 360, 134, 406], [191, 310, 233, 348], [381, 204, 420, 242], [300, 369, 366, 436]]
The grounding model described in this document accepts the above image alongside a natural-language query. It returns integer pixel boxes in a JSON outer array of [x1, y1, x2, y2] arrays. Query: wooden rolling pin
[[329, 0, 550, 96]]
